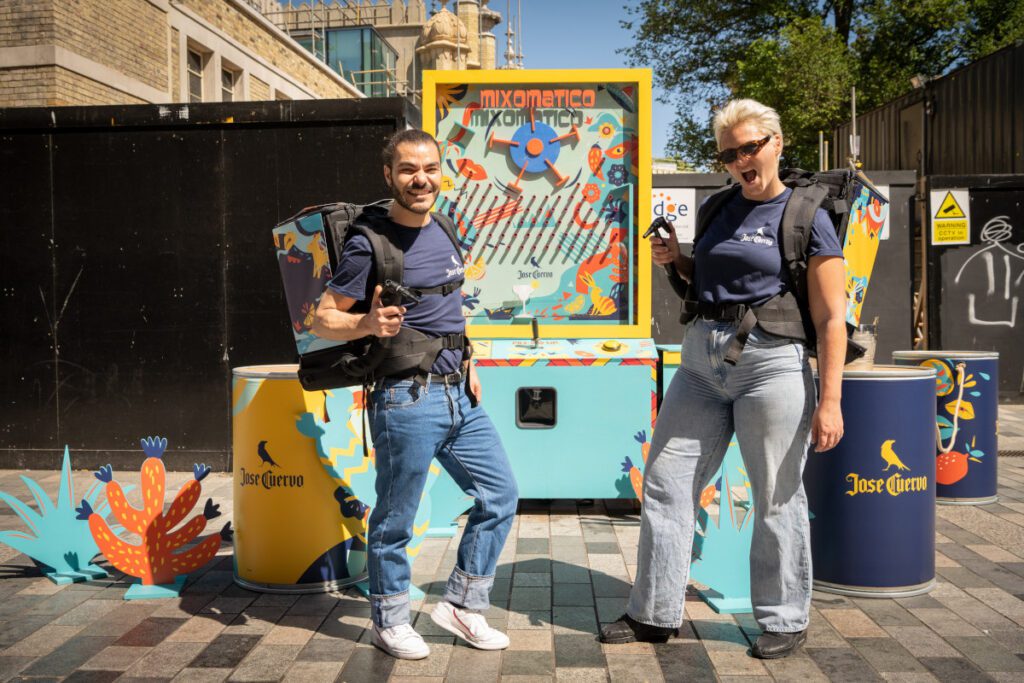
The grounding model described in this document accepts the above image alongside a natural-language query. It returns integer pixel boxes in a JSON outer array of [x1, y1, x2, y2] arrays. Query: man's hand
[[359, 285, 406, 338], [811, 398, 844, 452], [467, 361, 483, 406]]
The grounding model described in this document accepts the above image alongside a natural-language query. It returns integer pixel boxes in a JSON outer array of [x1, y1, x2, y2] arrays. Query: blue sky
[[496, 0, 673, 157]]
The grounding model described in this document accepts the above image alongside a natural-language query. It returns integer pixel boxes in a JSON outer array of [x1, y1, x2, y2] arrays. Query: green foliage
[[852, 0, 970, 107], [624, 0, 1024, 169], [735, 18, 855, 168]]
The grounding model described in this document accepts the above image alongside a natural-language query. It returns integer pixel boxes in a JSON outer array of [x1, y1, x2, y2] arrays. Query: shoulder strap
[[351, 220, 405, 307], [693, 183, 741, 247], [432, 211, 464, 260], [779, 182, 828, 306], [675, 183, 740, 310]]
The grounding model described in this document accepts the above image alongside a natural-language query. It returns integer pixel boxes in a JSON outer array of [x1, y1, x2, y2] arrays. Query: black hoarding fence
[[650, 171, 917, 363], [927, 175, 1024, 401], [0, 98, 417, 470], [833, 40, 1024, 176]]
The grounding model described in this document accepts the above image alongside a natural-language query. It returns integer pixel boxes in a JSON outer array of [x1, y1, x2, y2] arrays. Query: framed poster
[[423, 69, 652, 339]]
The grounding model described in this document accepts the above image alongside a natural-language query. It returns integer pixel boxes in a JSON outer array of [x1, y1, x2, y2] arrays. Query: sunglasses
[[716, 135, 772, 164]]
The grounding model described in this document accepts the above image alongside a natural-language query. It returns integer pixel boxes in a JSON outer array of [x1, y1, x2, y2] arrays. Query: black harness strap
[[301, 206, 470, 395], [408, 278, 465, 298], [779, 182, 827, 309], [432, 212, 465, 258], [723, 308, 759, 365], [675, 177, 831, 365], [678, 184, 741, 324], [720, 183, 824, 365]]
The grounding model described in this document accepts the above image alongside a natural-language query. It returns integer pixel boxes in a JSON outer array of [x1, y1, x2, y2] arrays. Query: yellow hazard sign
[[935, 191, 966, 219], [929, 189, 971, 245]]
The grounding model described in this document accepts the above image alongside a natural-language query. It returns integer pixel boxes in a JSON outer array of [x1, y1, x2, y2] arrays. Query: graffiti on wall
[[953, 216, 1024, 328]]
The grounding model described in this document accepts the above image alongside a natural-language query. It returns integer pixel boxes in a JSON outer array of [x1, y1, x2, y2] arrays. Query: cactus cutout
[[0, 446, 121, 584], [77, 436, 232, 599]]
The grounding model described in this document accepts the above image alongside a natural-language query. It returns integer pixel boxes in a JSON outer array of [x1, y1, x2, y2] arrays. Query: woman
[[600, 99, 846, 659]]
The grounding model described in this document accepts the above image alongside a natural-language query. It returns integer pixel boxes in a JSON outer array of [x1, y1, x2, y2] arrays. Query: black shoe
[[599, 614, 678, 644], [750, 630, 807, 659]]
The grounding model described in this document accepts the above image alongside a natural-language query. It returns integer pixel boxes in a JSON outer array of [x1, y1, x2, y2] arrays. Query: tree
[[623, 0, 1024, 169], [734, 18, 855, 167]]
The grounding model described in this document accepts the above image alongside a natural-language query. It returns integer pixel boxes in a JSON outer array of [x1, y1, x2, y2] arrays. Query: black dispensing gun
[[642, 216, 672, 240], [381, 279, 422, 305], [643, 217, 680, 280]]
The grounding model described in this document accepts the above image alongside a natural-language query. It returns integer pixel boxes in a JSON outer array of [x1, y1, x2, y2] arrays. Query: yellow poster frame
[[422, 68, 653, 340]]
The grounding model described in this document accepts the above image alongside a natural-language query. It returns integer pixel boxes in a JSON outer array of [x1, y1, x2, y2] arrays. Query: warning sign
[[930, 189, 971, 245], [936, 192, 966, 218]]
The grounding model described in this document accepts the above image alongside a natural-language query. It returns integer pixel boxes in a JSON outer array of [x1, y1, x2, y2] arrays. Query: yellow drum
[[231, 365, 368, 593]]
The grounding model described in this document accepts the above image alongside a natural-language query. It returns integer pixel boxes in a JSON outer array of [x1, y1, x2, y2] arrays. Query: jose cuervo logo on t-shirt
[[446, 254, 465, 279], [739, 226, 775, 246]]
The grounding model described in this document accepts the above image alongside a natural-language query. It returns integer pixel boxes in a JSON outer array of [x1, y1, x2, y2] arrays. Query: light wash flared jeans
[[627, 319, 816, 633]]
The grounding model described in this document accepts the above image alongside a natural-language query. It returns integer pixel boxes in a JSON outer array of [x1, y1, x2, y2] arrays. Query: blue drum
[[804, 365, 936, 597], [892, 351, 999, 504]]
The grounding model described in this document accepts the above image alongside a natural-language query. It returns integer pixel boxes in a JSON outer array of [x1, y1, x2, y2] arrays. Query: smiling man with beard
[[313, 129, 518, 660]]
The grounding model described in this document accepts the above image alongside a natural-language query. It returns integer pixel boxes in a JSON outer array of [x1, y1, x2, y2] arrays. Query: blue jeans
[[366, 375, 518, 628], [627, 319, 815, 633]]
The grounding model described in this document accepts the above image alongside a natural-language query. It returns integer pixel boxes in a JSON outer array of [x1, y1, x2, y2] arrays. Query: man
[[313, 129, 518, 660]]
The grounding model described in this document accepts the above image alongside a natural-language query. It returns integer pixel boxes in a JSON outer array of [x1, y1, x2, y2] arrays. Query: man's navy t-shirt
[[326, 217, 465, 375], [693, 187, 843, 305]]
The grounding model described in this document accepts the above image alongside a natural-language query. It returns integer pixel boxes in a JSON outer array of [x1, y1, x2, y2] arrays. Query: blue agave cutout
[[0, 446, 125, 584], [689, 439, 754, 614]]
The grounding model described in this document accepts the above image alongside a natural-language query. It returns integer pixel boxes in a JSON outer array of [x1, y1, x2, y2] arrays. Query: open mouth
[[742, 170, 758, 184]]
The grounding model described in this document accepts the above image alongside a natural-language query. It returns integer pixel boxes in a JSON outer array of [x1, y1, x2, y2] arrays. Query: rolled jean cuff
[[763, 622, 809, 634], [443, 566, 494, 611], [370, 590, 410, 628]]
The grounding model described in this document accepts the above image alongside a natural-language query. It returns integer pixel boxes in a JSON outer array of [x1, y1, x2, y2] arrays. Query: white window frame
[[220, 59, 242, 102], [186, 46, 205, 103]]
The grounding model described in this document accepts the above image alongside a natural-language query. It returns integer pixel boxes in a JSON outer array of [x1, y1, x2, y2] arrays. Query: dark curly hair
[[382, 128, 441, 167]]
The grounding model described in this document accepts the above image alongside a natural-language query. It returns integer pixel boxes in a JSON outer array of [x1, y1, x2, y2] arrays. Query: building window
[[187, 49, 204, 102], [221, 68, 237, 102], [292, 26, 397, 97]]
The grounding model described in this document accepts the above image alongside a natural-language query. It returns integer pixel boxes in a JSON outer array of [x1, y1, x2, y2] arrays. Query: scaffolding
[[265, 1, 412, 99]]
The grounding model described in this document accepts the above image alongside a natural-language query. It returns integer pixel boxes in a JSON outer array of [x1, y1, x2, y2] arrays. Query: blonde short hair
[[713, 99, 783, 147]]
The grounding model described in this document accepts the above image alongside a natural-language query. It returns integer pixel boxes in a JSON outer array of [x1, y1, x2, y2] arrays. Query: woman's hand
[[811, 398, 843, 452], [651, 234, 680, 266], [651, 231, 694, 282]]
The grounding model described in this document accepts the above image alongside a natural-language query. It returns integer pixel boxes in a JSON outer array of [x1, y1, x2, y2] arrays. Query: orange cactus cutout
[[699, 485, 717, 509], [76, 436, 231, 596], [620, 431, 654, 501]]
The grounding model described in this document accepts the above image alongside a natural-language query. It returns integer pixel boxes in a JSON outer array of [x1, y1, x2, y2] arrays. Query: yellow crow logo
[[880, 439, 909, 472]]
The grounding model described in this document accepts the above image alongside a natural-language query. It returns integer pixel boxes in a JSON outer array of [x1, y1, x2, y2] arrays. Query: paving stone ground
[[0, 405, 1021, 681]]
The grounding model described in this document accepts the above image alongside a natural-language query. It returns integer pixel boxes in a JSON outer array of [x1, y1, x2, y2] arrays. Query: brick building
[[267, 0, 507, 100], [0, 0, 363, 107]]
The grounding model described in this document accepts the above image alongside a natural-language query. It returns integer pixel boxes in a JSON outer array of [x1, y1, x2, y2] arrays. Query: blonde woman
[[600, 99, 846, 659]]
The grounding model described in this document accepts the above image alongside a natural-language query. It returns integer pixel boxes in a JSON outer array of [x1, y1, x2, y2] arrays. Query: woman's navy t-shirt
[[326, 218, 465, 374], [693, 187, 843, 306]]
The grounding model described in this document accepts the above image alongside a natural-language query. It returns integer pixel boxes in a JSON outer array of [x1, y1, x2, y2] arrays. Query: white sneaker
[[371, 623, 430, 660], [430, 600, 510, 650]]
